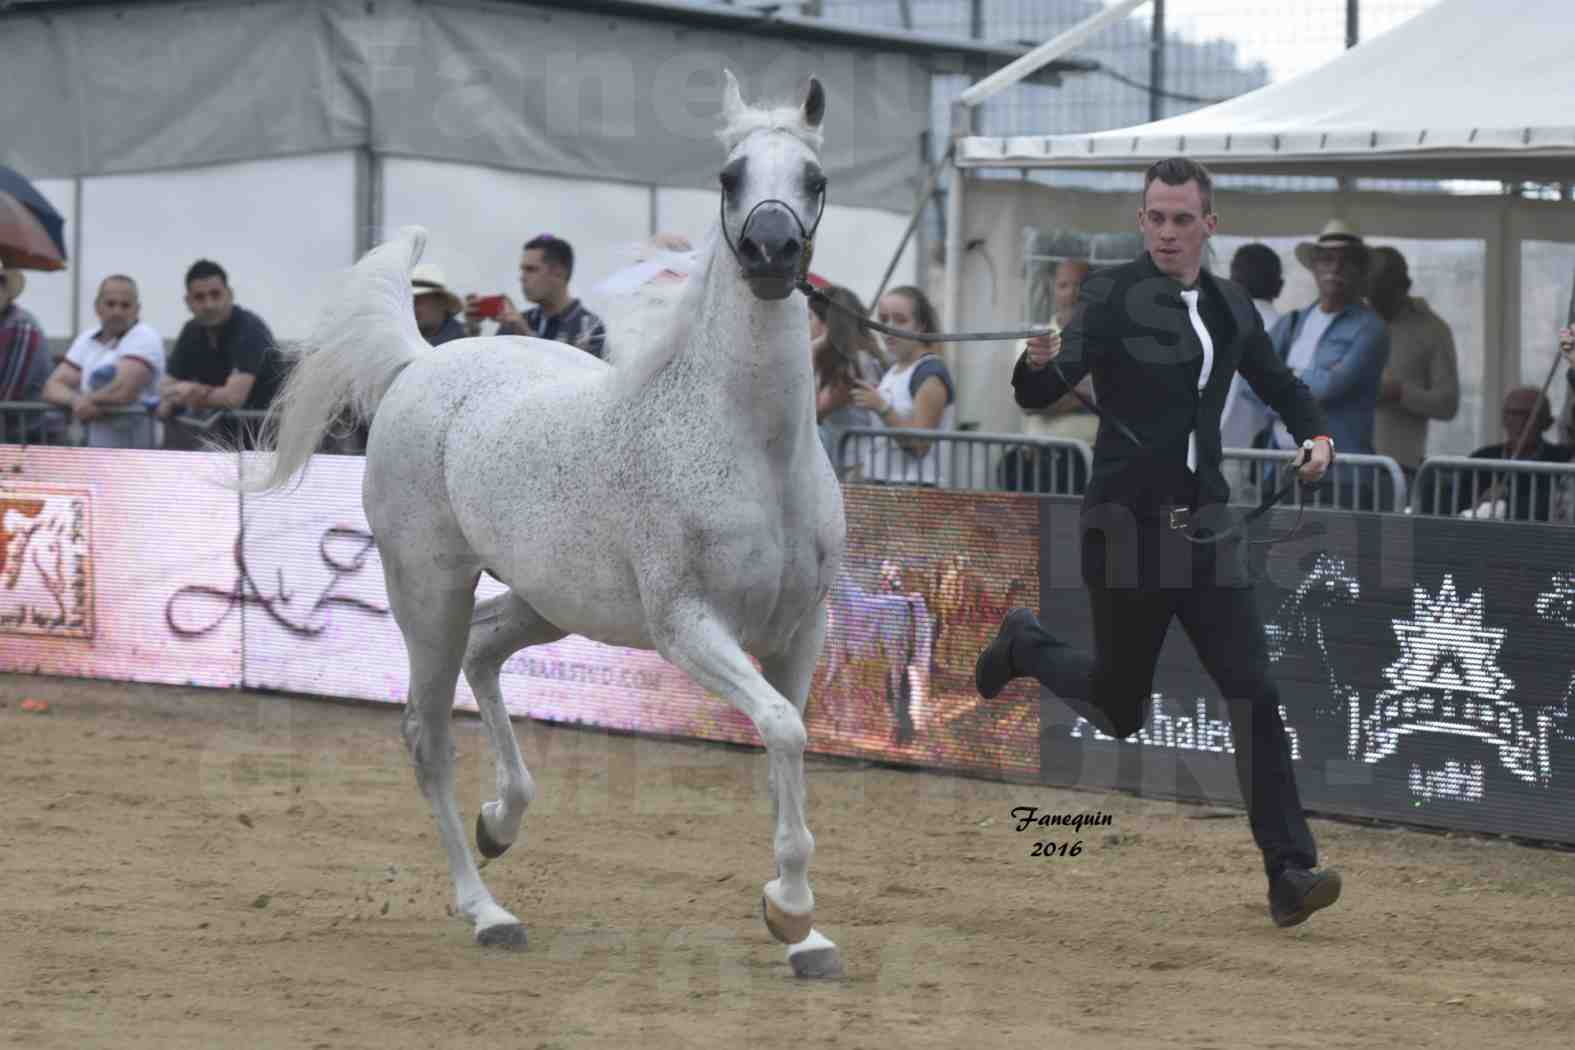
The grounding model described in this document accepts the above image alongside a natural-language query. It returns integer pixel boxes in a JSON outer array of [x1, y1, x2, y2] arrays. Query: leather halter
[[721, 188, 826, 291]]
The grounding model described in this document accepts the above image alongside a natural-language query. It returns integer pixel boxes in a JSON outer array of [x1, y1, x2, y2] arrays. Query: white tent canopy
[[957, 0, 1575, 181], [937, 0, 1575, 446]]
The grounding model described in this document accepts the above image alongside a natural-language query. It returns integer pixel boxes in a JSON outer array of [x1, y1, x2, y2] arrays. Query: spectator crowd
[[3, 216, 1573, 522]]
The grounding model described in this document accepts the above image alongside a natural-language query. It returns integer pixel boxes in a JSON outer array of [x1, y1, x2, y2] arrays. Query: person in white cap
[[411, 263, 466, 347]]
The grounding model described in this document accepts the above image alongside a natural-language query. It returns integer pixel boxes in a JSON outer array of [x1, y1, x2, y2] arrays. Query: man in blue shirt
[[1244, 220, 1389, 507]]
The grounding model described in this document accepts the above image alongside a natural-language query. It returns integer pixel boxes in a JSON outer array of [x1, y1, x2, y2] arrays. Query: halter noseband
[[720, 188, 825, 290]]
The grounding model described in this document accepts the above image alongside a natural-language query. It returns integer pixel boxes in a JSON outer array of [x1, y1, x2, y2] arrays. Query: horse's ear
[[722, 69, 746, 124], [802, 76, 825, 129]]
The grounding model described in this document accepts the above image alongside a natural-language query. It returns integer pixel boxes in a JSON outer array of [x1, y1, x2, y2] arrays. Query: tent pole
[[943, 102, 971, 377], [70, 176, 83, 332], [355, 147, 384, 261], [1149, 0, 1165, 123], [870, 142, 952, 316], [958, 0, 1150, 108]]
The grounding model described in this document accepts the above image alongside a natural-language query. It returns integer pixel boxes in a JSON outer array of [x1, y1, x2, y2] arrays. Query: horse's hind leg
[[462, 590, 565, 860], [383, 555, 526, 949]]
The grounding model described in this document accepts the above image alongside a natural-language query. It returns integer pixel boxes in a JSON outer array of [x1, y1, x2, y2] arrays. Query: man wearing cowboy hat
[[1242, 219, 1389, 506], [411, 262, 466, 347], [0, 262, 54, 423]]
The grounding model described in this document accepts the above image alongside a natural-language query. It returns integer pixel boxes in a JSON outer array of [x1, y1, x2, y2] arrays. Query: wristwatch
[[1303, 435, 1336, 465]]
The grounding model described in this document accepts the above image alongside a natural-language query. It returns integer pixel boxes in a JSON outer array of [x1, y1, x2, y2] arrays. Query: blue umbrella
[[0, 165, 67, 271]]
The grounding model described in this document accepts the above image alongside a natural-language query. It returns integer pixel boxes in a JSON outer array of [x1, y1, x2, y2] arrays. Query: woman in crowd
[[809, 283, 888, 476], [851, 285, 957, 487]]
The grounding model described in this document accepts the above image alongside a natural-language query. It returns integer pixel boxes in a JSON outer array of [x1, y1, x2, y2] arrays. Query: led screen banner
[[1037, 499, 1575, 845], [0, 448, 1041, 783], [0, 446, 242, 689], [233, 469, 1043, 780]]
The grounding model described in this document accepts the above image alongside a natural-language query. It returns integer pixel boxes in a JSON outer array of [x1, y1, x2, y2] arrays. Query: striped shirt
[[1, 303, 50, 402], [500, 299, 606, 359]]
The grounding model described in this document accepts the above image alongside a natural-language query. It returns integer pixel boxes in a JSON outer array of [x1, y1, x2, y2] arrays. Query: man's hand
[[71, 395, 102, 423], [1024, 329, 1061, 371], [1297, 438, 1333, 484], [495, 296, 525, 333], [1559, 324, 1574, 368]]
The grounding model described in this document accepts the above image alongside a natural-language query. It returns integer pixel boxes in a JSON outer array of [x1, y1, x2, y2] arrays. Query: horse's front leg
[[658, 602, 843, 979]]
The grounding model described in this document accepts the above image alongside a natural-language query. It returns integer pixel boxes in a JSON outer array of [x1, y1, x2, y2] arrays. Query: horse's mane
[[715, 105, 825, 154]]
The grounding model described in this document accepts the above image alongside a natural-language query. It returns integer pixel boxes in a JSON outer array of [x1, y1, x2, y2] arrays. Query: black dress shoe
[[975, 607, 1039, 700], [1269, 867, 1342, 927]]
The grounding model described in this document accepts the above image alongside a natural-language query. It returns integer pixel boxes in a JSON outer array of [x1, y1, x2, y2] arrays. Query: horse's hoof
[[787, 931, 845, 979], [476, 922, 528, 951], [762, 894, 813, 945], [475, 811, 511, 860]]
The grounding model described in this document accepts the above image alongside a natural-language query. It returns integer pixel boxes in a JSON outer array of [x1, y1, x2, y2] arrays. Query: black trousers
[[1019, 517, 1318, 881]]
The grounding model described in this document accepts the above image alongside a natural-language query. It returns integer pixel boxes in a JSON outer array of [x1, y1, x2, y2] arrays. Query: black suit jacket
[[1013, 252, 1328, 518]]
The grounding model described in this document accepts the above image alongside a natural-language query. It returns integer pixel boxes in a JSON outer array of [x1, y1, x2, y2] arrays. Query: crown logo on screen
[[1362, 576, 1556, 788]]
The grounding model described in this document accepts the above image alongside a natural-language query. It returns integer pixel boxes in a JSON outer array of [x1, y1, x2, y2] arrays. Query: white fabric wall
[[77, 152, 356, 344], [381, 159, 653, 316]]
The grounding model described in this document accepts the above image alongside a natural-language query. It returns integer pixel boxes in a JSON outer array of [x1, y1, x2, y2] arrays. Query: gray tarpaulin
[[1, 0, 931, 212]]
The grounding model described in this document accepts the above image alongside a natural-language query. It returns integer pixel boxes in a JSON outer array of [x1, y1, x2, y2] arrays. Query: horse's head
[[716, 70, 827, 301]]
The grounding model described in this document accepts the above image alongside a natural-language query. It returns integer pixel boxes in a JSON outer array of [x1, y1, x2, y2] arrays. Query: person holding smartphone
[[848, 285, 955, 487], [465, 234, 606, 359]]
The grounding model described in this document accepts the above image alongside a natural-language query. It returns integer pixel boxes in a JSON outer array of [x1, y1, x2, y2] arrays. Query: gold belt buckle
[[1169, 507, 1190, 530]]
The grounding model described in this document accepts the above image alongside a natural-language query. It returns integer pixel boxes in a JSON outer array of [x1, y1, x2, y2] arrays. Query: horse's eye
[[808, 174, 827, 195], [719, 170, 739, 194]]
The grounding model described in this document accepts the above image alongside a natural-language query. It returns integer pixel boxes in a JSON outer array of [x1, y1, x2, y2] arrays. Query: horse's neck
[[664, 245, 816, 453]]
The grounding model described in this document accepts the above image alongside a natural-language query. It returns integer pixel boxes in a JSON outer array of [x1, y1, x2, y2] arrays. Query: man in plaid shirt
[[1, 263, 54, 441]]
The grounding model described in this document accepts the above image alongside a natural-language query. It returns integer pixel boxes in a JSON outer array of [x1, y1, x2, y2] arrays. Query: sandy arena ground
[[3, 674, 1573, 1050]]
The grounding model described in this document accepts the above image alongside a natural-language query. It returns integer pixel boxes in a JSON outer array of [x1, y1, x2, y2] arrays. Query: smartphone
[[473, 295, 508, 319]]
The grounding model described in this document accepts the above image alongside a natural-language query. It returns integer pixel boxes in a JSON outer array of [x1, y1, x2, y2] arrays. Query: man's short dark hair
[[524, 235, 574, 281], [1142, 157, 1214, 215], [1229, 243, 1284, 301], [185, 259, 228, 288]]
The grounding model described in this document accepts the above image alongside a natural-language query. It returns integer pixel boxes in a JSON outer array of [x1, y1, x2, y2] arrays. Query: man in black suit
[[975, 157, 1343, 928]]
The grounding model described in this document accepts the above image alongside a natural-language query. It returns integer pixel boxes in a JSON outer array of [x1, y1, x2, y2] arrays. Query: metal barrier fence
[[0, 402, 311, 453], [0, 400, 159, 448], [836, 427, 1092, 494], [1221, 448, 1409, 513], [1411, 456, 1575, 525]]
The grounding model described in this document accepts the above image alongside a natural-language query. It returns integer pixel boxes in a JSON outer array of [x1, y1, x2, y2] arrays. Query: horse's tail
[[236, 226, 430, 493]]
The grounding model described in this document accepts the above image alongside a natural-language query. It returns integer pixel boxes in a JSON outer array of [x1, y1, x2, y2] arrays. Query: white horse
[[240, 72, 847, 978]]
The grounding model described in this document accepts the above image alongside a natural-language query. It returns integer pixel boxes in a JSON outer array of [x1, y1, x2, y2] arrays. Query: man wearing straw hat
[[411, 263, 467, 347], [1243, 220, 1390, 506]]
